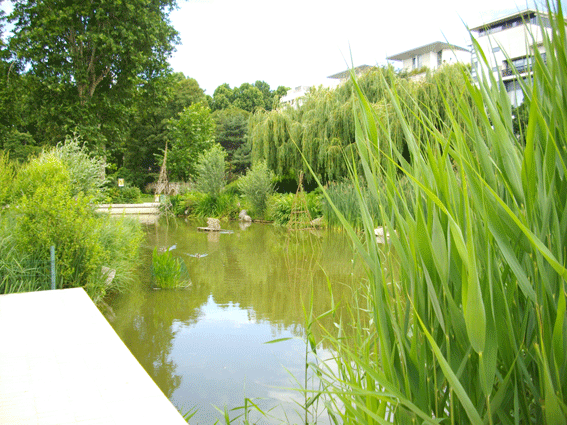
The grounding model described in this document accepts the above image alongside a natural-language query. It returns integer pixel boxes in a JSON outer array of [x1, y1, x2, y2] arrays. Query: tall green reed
[[151, 247, 190, 289], [313, 2, 567, 424], [0, 233, 52, 294]]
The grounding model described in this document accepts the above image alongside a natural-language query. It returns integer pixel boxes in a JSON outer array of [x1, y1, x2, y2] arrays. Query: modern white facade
[[280, 65, 372, 109], [280, 86, 311, 108], [386, 41, 470, 80], [470, 9, 553, 106], [327, 64, 374, 85]]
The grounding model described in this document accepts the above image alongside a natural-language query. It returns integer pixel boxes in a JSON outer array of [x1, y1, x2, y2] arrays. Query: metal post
[[50, 245, 56, 290]]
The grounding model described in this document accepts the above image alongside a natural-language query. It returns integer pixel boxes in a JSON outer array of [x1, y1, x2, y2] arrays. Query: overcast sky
[[168, 0, 551, 95]]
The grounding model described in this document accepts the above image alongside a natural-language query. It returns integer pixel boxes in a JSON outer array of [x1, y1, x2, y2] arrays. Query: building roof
[[469, 9, 538, 32], [327, 65, 374, 80], [386, 41, 469, 61]]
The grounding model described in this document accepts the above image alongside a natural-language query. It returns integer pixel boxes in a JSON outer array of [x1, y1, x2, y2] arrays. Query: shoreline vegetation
[[0, 140, 143, 303], [290, 3, 567, 424]]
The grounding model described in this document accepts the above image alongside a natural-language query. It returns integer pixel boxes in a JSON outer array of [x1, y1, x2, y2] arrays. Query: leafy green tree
[[212, 107, 251, 175], [249, 64, 471, 184], [233, 83, 265, 112], [271, 85, 290, 109], [211, 83, 234, 111], [8, 0, 178, 105], [167, 73, 206, 115], [165, 102, 215, 181], [254, 81, 289, 111], [211, 82, 289, 113], [5, 0, 179, 165], [124, 73, 206, 188]]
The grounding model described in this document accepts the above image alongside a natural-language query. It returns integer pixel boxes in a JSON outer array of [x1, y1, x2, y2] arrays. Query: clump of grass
[[0, 232, 51, 294], [193, 192, 239, 219], [151, 247, 190, 289], [312, 2, 567, 424]]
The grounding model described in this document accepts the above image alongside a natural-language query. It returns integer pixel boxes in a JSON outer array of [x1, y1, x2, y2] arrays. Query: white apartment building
[[327, 64, 374, 84], [280, 65, 372, 109], [470, 9, 553, 106], [280, 86, 312, 108], [386, 41, 470, 80]]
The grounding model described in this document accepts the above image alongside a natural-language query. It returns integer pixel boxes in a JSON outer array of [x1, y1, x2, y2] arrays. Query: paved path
[[0, 288, 187, 425]]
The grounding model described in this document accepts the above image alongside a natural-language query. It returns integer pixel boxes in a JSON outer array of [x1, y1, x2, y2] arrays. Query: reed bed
[[311, 3, 567, 424]]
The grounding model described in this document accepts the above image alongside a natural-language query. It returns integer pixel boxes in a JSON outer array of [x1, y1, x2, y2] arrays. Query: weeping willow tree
[[249, 63, 473, 184]]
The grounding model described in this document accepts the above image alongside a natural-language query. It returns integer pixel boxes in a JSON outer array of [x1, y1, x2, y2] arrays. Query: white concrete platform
[[96, 203, 160, 215], [0, 288, 187, 425]]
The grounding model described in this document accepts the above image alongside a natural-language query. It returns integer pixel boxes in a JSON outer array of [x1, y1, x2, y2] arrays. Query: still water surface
[[106, 219, 365, 424]]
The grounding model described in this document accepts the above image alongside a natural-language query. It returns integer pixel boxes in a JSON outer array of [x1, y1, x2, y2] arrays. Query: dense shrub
[[13, 158, 102, 287], [106, 186, 142, 204], [195, 144, 227, 198], [54, 136, 106, 199], [224, 179, 242, 196], [0, 151, 14, 206], [1, 145, 143, 300], [238, 160, 274, 218], [179, 191, 207, 216], [194, 192, 239, 218]]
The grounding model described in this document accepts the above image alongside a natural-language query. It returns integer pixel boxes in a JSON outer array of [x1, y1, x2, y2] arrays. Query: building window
[[492, 46, 501, 52], [504, 79, 525, 107], [412, 55, 422, 70], [437, 50, 443, 66]]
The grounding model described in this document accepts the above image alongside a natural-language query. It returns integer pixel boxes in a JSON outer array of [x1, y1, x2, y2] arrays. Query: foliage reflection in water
[[105, 218, 366, 424]]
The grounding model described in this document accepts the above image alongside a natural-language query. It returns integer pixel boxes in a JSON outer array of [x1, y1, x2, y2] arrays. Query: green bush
[[195, 144, 226, 198], [87, 216, 143, 302], [224, 179, 242, 196], [10, 156, 101, 287], [179, 191, 207, 216], [238, 160, 274, 218], [106, 186, 142, 204], [1, 145, 143, 300], [194, 192, 239, 218], [54, 135, 106, 199], [0, 151, 14, 207], [0, 225, 52, 294]]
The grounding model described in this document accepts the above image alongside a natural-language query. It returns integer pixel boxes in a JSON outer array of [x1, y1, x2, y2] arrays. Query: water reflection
[[106, 219, 365, 424]]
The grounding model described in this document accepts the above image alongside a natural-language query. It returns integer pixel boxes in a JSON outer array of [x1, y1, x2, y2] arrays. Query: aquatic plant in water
[[151, 247, 190, 289]]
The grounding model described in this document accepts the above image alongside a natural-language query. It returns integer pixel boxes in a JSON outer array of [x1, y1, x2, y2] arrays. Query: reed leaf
[[309, 2, 567, 423]]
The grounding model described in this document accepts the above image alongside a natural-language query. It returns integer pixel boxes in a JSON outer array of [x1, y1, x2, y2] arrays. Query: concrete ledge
[[0, 288, 187, 425], [96, 203, 160, 215]]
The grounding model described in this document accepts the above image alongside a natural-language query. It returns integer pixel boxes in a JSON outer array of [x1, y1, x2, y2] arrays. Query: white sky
[[169, 0, 548, 95]]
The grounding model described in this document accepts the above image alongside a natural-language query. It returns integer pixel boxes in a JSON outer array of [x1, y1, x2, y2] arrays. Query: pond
[[105, 218, 367, 424]]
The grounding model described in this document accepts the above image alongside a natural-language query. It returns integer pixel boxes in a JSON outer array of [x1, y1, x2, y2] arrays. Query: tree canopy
[[3, 0, 179, 164], [249, 64, 474, 184], [210, 81, 289, 113], [8, 0, 179, 104]]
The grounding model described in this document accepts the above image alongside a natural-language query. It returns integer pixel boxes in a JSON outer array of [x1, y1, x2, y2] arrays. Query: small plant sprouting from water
[[151, 247, 190, 289]]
